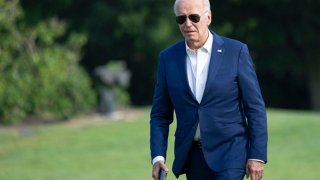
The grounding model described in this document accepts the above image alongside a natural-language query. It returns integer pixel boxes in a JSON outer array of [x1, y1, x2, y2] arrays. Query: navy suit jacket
[[150, 31, 268, 178]]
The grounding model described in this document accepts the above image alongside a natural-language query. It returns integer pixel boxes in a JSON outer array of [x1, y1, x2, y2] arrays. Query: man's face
[[175, 0, 211, 49]]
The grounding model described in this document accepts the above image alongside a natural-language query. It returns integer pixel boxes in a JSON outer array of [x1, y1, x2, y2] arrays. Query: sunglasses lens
[[176, 15, 187, 24], [176, 14, 202, 24], [189, 14, 201, 23]]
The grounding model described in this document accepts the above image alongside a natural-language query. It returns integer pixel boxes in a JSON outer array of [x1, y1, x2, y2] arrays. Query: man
[[150, 0, 268, 179]]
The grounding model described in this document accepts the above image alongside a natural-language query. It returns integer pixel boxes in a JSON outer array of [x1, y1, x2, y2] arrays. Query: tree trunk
[[306, 56, 320, 111]]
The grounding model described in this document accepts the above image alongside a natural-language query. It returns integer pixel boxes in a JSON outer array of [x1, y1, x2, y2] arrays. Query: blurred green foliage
[[18, 0, 320, 111], [213, 0, 320, 110], [0, 0, 96, 124], [1, 0, 319, 125], [20, 0, 182, 106]]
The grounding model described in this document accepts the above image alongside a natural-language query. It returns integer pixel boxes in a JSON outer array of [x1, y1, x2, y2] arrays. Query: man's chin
[[185, 37, 198, 43], [183, 33, 194, 39]]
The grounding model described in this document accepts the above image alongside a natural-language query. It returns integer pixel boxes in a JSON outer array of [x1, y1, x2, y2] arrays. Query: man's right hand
[[152, 160, 169, 180]]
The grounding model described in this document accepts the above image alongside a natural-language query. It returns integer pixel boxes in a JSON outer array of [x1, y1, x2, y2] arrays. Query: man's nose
[[185, 17, 193, 26]]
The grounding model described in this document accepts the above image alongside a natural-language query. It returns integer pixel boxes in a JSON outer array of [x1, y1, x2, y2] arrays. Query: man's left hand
[[246, 160, 264, 180]]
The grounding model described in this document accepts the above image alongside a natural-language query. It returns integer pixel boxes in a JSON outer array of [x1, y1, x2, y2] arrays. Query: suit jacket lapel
[[201, 32, 225, 105]]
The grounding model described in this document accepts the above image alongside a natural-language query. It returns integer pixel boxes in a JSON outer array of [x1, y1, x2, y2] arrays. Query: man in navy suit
[[150, 0, 268, 179]]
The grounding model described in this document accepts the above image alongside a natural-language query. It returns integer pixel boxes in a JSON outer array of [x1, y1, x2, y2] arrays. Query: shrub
[[0, 0, 96, 124]]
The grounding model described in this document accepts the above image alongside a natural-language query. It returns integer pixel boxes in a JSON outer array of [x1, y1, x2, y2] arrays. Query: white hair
[[173, 0, 211, 15]]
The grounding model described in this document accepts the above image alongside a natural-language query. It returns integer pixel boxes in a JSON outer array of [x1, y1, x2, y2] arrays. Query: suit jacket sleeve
[[150, 52, 174, 161], [238, 44, 268, 162]]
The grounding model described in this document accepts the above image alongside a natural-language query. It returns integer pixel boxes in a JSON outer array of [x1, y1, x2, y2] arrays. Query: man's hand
[[246, 160, 264, 180], [152, 160, 169, 180]]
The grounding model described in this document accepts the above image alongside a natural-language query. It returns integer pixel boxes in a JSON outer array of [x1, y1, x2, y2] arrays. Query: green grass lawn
[[0, 108, 319, 180]]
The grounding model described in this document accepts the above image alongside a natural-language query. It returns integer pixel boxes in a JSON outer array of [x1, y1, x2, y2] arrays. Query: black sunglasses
[[175, 11, 208, 24]]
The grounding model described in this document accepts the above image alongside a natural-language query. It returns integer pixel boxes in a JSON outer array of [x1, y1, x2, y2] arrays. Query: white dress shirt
[[186, 32, 213, 141], [186, 31, 213, 104]]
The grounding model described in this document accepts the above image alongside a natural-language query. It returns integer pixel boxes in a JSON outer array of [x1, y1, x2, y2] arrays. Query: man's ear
[[207, 10, 212, 26]]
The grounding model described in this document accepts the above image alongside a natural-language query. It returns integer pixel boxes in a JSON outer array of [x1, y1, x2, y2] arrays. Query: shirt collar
[[185, 30, 213, 54]]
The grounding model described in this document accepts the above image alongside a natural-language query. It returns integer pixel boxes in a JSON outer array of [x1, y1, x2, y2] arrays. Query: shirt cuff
[[152, 156, 165, 165], [248, 159, 265, 164]]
